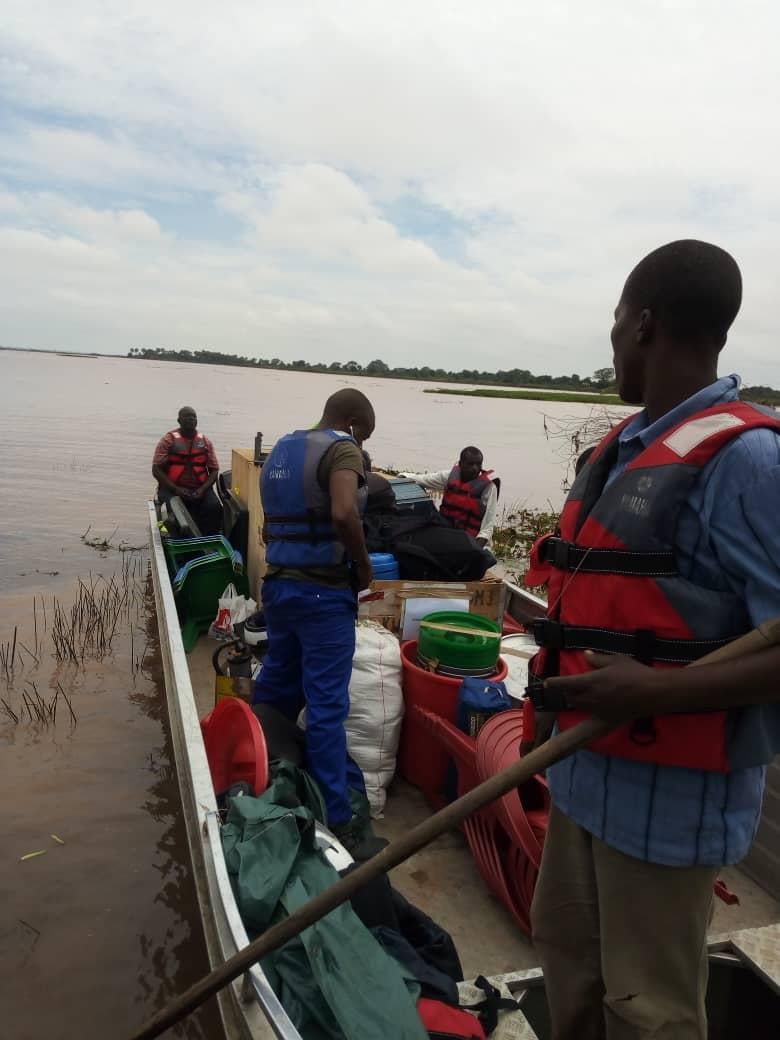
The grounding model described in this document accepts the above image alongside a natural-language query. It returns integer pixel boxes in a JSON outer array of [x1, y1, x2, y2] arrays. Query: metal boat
[[148, 502, 780, 1039]]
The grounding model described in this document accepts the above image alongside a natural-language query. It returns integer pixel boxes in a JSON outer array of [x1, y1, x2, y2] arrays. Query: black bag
[[363, 510, 434, 554], [392, 519, 495, 580], [363, 510, 495, 580], [365, 472, 399, 515]]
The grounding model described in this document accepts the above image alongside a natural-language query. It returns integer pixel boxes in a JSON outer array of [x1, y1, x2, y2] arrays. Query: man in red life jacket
[[152, 406, 222, 534], [526, 240, 780, 1039], [402, 446, 499, 546]]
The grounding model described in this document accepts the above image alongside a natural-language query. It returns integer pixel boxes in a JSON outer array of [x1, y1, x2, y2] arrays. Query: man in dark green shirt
[[254, 389, 382, 859]]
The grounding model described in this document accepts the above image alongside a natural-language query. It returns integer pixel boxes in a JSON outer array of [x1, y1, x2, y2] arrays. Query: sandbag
[[347, 621, 404, 818]]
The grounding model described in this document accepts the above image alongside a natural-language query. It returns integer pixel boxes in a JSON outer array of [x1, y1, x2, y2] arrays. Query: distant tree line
[[128, 347, 619, 392], [126, 347, 780, 404]]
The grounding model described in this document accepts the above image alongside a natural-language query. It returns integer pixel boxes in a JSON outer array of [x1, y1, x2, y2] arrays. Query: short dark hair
[[622, 240, 742, 347], [460, 445, 483, 462], [323, 388, 375, 426]]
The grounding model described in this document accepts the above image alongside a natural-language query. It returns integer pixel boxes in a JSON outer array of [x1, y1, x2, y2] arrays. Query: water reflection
[[130, 596, 223, 1039], [0, 570, 223, 1040]]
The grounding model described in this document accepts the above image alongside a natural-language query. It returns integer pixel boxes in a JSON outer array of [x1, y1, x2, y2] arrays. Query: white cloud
[[0, 1, 779, 382]]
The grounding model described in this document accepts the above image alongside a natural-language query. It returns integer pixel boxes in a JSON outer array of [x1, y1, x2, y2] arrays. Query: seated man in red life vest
[[152, 406, 223, 535], [401, 446, 499, 546]]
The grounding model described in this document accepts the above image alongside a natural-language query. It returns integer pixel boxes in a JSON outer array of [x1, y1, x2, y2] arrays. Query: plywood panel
[[230, 447, 266, 598]]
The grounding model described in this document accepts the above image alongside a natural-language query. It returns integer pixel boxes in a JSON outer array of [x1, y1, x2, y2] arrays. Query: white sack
[[347, 621, 404, 818], [299, 620, 404, 818]]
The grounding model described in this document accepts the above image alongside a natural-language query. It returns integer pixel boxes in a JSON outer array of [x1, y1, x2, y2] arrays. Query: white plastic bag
[[297, 621, 404, 818], [208, 583, 257, 641]]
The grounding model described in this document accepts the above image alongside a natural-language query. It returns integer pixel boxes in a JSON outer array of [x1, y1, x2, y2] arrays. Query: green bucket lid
[[418, 611, 501, 671]]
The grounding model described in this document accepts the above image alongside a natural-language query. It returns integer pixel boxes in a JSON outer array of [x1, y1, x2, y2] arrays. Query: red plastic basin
[[397, 639, 508, 807]]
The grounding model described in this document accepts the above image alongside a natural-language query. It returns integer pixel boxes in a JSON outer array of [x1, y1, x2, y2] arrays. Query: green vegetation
[[129, 347, 618, 394], [425, 387, 624, 405], [492, 506, 559, 562], [491, 505, 560, 590], [127, 347, 780, 406]]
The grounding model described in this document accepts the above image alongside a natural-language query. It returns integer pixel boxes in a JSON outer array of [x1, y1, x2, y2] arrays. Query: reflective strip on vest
[[529, 400, 780, 773]]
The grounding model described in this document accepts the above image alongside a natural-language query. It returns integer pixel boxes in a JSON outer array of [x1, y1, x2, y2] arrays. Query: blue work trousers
[[252, 577, 363, 825]]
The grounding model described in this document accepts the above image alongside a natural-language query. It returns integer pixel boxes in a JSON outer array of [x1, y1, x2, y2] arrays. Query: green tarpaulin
[[221, 765, 428, 1040]]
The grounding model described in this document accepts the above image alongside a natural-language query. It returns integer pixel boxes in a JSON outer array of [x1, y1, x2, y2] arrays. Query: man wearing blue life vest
[[527, 240, 780, 1039], [253, 388, 382, 859]]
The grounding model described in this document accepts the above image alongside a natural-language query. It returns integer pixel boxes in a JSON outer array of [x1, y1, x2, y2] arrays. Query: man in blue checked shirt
[[528, 240, 780, 1040]]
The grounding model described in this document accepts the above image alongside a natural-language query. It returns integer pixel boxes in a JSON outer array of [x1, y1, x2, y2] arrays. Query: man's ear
[[637, 308, 653, 344]]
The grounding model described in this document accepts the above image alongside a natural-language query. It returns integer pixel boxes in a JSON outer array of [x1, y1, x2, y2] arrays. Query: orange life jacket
[[165, 430, 211, 487]]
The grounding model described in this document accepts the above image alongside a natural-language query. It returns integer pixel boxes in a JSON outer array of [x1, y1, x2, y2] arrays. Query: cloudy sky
[[1, 2, 779, 382]]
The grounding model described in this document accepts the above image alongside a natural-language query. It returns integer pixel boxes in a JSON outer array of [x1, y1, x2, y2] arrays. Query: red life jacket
[[417, 998, 487, 1039], [165, 430, 211, 487], [440, 466, 495, 537], [528, 401, 780, 773]]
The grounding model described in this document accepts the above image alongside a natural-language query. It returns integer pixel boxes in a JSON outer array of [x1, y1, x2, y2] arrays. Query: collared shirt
[[400, 469, 498, 543], [547, 374, 780, 866]]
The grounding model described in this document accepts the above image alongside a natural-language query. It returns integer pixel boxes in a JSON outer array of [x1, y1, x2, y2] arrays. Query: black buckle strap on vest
[[525, 671, 571, 712], [531, 618, 731, 665], [460, 975, 521, 1036], [265, 510, 334, 544], [541, 536, 678, 577]]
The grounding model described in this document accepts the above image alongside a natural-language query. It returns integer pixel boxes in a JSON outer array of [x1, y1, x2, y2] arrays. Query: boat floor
[[186, 638, 780, 981]]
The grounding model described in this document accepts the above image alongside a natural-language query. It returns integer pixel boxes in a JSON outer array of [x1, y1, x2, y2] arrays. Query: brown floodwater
[[1, 348, 617, 593], [0, 348, 614, 1039], [0, 577, 223, 1039]]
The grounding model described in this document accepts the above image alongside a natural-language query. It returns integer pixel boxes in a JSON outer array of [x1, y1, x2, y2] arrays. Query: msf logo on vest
[[266, 447, 290, 482], [620, 474, 653, 518]]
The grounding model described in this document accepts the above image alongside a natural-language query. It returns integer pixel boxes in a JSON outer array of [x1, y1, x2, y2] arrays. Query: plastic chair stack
[[414, 706, 549, 934], [164, 535, 249, 651]]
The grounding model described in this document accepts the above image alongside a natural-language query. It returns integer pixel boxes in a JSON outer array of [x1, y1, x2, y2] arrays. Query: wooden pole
[[129, 614, 780, 1040], [130, 717, 612, 1040]]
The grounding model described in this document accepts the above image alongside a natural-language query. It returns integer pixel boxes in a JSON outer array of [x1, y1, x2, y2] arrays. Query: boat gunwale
[[148, 501, 301, 1040]]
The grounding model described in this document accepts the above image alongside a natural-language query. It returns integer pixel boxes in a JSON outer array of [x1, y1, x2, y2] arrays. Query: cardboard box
[[358, 575, 506, 637]]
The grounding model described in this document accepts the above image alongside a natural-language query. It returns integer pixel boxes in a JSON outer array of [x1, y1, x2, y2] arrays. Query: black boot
[[330, 817, 388, 862]]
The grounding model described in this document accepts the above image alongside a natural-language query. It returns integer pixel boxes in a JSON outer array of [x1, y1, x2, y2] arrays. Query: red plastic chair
[[414, 705, 549, 934], [200, 697, 270, 797], [476, 711, 549, 870]]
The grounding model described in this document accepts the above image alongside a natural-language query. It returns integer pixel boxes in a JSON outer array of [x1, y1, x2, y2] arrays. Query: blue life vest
[[262, 429, 366, 569]]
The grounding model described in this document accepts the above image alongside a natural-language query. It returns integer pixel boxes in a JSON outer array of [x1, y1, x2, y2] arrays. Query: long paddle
[[129, 614, 780, 1040]]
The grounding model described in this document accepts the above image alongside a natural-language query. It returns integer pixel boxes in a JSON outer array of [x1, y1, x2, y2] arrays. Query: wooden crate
[[358, 575, 506, 636], [229, 447, 266, 598]]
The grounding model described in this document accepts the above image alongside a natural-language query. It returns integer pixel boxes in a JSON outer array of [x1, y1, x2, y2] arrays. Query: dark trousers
[[158, 485, 223, 536]]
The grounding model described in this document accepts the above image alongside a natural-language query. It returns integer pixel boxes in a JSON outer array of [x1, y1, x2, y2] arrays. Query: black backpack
[[363, 511, 495, 580], [391, 515, 495, 581]]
